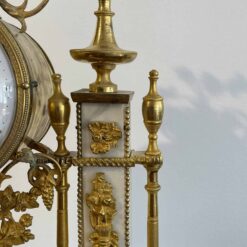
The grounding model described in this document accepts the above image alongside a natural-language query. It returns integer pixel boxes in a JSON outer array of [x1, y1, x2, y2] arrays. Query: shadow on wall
[[155, 67, 247, 247], [159, 66, 247, 144]]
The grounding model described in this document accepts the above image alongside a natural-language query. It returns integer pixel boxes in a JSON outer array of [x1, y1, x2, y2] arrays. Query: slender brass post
[[142, 70, 164, 247], [48, 73, 71, 247], [56, 160, 70, 247], [146, 168, 161, 247]]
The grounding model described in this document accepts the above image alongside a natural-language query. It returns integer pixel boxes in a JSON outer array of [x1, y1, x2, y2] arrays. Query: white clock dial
[[0, 45, 16, 146]]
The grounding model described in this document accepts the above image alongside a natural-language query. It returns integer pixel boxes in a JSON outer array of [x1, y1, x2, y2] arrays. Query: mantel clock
[[0, 1, 165, 247], [0, 0, 54, 167]]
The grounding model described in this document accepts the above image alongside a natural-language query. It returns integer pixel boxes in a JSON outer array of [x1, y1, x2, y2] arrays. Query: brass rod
[[56, 165, 70, 247], [146, 170, 160, 247]]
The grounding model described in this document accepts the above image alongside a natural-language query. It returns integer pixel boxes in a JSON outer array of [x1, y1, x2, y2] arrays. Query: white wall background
[[1, 0, 247, 246]]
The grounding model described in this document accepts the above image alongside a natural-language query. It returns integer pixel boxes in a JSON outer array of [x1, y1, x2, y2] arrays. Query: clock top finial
[[70, 0, 137, 93]]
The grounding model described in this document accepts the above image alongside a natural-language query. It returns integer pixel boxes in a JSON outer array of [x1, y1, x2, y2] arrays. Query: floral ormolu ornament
[[0, 173, 37, 246], [0, 149, 61, 246], [89, 122, 122, 154]]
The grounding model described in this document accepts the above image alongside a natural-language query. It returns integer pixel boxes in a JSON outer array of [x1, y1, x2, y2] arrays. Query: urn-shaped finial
[[70, 0, 137, 93], [142, 70, 164, 156], [48, 74, 70, 157]]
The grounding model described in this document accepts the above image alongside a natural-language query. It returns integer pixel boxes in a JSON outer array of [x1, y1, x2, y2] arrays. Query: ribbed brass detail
[[73, 157, 135, 167], [70, 0, 137, 93], [124, 105, 131, 157], [124, 167, 131, 247], [77, 167, 84, 247], [76, 104, 84, 247], [124, 105, 131, 247], [76, 103, 83, 158]]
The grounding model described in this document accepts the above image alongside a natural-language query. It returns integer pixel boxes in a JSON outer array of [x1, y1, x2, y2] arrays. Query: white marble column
[[73, 91, 133, 247]]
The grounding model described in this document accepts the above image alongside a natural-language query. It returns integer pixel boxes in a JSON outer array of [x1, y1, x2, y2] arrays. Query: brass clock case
[[0, 20, 54, 167]]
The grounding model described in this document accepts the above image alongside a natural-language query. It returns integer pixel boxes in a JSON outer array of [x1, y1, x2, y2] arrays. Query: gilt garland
[[0, 173, 37, 246], [0, 149, 61, 246], [88, 122, 122, 154]]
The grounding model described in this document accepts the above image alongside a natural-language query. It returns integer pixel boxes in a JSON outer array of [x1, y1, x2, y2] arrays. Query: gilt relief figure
[[86, 173, 119, 247]]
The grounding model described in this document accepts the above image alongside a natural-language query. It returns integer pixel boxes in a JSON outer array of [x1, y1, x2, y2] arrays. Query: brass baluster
[[48, 74, 71, 247], [48, 74, 70, 157], [142, 70, 164, 247]]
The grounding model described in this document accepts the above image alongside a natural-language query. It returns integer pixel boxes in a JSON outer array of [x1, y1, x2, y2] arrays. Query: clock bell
[[0, 1, 164, 247]]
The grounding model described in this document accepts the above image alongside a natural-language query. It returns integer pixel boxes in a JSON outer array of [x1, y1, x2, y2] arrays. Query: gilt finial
[[70, 0, 137, 93]]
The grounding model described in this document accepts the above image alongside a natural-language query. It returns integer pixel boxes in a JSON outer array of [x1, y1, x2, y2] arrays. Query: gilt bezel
[[0, 21, 31, 167]]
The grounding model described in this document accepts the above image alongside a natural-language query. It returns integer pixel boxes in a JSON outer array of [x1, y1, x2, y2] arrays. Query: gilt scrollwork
[[86, 172, 119, 247], [0, 149, 62, 246], [0, 0, 49, 32], [88, 122, 122, 154]]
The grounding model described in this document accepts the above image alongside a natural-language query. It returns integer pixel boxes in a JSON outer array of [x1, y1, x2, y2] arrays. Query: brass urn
[[48, 74, 70, 156], [142, 70, 164, 156]]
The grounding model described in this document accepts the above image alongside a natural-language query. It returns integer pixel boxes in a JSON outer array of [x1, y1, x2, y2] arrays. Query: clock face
[[0, 45, 16, 146]]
